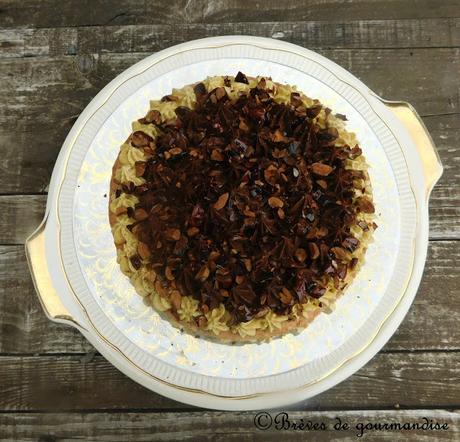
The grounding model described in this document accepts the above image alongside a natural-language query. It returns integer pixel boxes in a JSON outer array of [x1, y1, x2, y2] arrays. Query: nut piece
[[308, 242, 320, 260], [268, 197, 284, 208], [295, 248, 307, 262], [356, 197, 375, 213], [165, 228, 181, 241], [279, 287, 293, 305], [243, 259, 252, 272], [215, 87, 227, 101], [197, 316, 208, 328], [115, 206, 127, 216], [273, 129, 288, 143], [213, 192, 229, 210], [316, 179, 327, 189], [143, 109, 162, 124], [131, 131, 152, 147], [165, 266, 175, 281], [155, 280, 168, 298], [187, 227, 200, 237], [170, 290, 182, 310], [264, 165, 278, 184], [311, 162, 333, 176], [211, 149, 225, 161], [331, 246, 350, 262], [137, 242, 151, 260], [169, 147, 183, 156], [135, 161, 146, 177], [235, 275, 245, 285], [134, 208, 149, 221], [195, 264, 210, 281]]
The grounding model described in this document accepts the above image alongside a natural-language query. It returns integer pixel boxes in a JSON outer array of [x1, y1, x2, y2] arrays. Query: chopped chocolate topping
[[121, 73, 374, 324], [234, 71, 249, 84]]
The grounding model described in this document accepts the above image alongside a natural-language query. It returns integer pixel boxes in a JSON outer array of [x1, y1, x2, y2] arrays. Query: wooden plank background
[[0, 0, 459, 440]]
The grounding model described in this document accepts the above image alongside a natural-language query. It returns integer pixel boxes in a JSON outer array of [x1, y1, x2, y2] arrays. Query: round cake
[[109, 72, 376, 342]]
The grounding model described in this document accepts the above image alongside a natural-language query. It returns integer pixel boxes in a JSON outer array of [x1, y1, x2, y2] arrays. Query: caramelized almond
[[165, 228, 181, 241], [143, 109, 161, 124], [331, 247, 350, 261], [243, 259, 252, 272], [213, 192, 229, 210], [187, 227, 200, 237], [356, 197, 375, 213], [154, 280, 168, 298], [115, 206, 127, 216], [211, 149, 225, 161], [235, 275, 245, 285], [273, 129, 288, 143], [195, 264, 210, 281], [311, 162, 333, 176], [295, 248, 307, 262], [134, 208, 149, 221], [165, 266, 175, 281], [137, 242, 151, 260], [170, 290, 182, 310], [135, 161, 146, 177], [197, 315, 208, 327], [169, 147, 183, 156], [268, 196, 284, 208], [279, 287, 293, 305], [316, 179, 328, 189], [131, 131, 152, 147], [308, 242, 320, 260]]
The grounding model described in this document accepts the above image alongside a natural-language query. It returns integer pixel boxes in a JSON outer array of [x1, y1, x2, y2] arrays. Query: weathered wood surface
[[0, 352, 458, 411], [2, 0, 460, 28], [0, 245, 91, 354], [0, 241, 458, 355], [0, 195, 47, 244], [2, 18, 460, 59], [0, 410, 458, 441], [425, 114, 460, 239]]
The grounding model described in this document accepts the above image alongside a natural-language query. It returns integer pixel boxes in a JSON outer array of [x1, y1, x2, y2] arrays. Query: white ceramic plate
[[27, 36, 442, 410]]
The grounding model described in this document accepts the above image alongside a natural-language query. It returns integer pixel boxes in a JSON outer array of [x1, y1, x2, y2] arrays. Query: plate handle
[[378, 98, 443, 200], [25, 217, 81, 328]]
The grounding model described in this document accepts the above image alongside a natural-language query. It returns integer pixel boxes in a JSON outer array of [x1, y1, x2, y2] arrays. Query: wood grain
[[0, 352, 458, 411], [0, 195, 47, 244], [0, 246, 91, 354], [1, 0, 460, 28], [2, 18, 460, 59], [0, 241, 458, 354], [0, 410, 458, 441], [425, 114, 460, 240]]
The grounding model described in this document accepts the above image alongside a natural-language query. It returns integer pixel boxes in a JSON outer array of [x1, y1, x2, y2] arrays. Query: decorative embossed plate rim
[[41, 36, 431, 410]]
